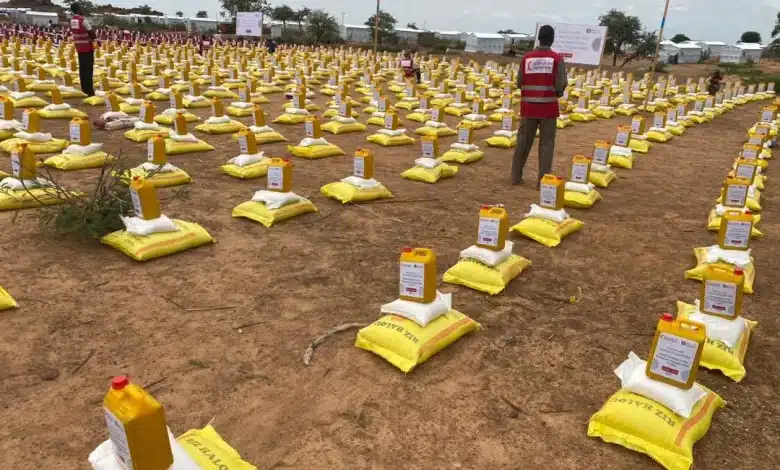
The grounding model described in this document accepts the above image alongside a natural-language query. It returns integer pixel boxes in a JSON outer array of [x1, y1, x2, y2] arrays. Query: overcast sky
[[93, 0, 778, 43]]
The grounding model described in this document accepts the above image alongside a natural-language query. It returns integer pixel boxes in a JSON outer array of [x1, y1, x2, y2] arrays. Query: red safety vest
[[69, 15, 92, 53], [399, 59, 414, 78], [519, 48, 562, 119]]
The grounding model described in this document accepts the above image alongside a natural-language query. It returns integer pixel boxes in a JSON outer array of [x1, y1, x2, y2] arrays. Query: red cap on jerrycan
[[661, 313, 674, 322], [111, 375, 129, 390]]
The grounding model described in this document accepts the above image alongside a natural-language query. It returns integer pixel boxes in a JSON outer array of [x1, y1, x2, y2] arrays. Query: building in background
[[464, 32, 505, 54], [433, 30, 464, 41], [394, 26, 420, 44], [341, 23, 371, 43], [689, 40, 727, 59], [720, 43, 764, 64], [660, 40, 702, 63]]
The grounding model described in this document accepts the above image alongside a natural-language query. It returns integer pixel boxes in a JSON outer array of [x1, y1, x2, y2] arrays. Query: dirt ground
[[1, 79, 779, 470]]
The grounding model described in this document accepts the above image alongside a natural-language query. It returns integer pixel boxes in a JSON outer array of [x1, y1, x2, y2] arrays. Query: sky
[[86, 0, 778, 43]]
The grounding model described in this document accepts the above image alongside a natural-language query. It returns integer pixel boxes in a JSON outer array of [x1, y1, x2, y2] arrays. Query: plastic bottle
[[614, 124, 632, 147], [645, 313, 705, 389], [721, 176, 750, 208], [252, 104, 266, 127], [476, 205, 508, 251], [630, 116, 646, 135], [145, 136, 166, 166], [570, 155, 592, 184], [431, 106, 444, 122], [733, 157, 758, 183], [237, 128, 258, 155], [211, 98, 224, 117], [472, 97, 485, 114], [353, 148, 374, 179], [457, 126, 473, 145], [718, 210, 753, 251], [652, 111, 666, 129], [267, 158, 292, 192], [22, 108, 40, 133], [11, 144, 36, 180], [421, 135, 439, 158], [304, 115, 321, 138], [741, 144, 760, 161], [384, 111, 399, 130], [69, 117, 91, 146], [399, 247, 437, 303], [129, 176, 161, 220], [700, 266, 745, 319], [169, 90, 183, 110], [103, 376, 173, 470], [539, 174, 565, 210], [0, 96, 13, 120], [139, 101, 155, 124], [105, 92, 121, 113]]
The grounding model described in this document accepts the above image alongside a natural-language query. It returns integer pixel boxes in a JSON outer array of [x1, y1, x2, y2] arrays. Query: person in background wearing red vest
[[512, 25, 567, 187], [69, 2, 96, 96], [399, 51, 421, 83]]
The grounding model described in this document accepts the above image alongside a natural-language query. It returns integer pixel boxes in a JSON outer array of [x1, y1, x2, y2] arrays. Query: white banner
[[236, 12, 264, 37], [535, 23, 607, 66]]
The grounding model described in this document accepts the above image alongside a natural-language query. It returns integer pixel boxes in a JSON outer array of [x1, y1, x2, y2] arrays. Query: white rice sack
[[450, 142, 479, 152], [686, 300, 747, 349], [138, 162, 179, 173], [704, 246, 752, 267], [120, 214, 179, 236], [251, 190, 301, 209], [414, 157, 441, 169], [564, 181, 595, 194], [205, 115, 232, 124], [229, 152, 266, 167], [230, 101, 254, 109], [525, 204, 569, 222], [43, 103, 72, 111], [168, 131, 199, 143], [380, 291, 452, 327], [63, 143, 104, 155], [464, 113, 487, 121], [14, 131, 52, 142], [460, 241, 513, 267], [298, 137, 329, 147], [378, 128, 406, 136], [341, 176, 380, 189]]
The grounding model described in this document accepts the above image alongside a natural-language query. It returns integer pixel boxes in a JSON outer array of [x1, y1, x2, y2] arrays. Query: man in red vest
[[512, 24, 567, 186], [69, 2, 95, 96]]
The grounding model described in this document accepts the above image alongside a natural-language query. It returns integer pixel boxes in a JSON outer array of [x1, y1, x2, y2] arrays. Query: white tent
[[503, 33, 530, 44], [720, 43, 764, 64], [464, 33, 505, 54], [434, 30, 463, 41], [689, 41, 727, 58], [660, 40, 702, 64], [341, 24, 371, 43]]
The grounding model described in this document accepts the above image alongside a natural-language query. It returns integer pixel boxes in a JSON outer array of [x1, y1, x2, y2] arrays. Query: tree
[[671, 33, 690, 43], [294, 7, 311, 29], [620, 30, 657, 66], [773, 12, 780, 38], [270, 5, 296, 33], [365, 10, 397, 45], [219, 0, 270, 22], [406, 22, 418, 30], [196, 10, 208, 18], [175, 11, 183, 17], [307, 9, 341, 44], [740, 31, 762, 43], [497, 29, 517, 34], [599, 9, 643, 66]]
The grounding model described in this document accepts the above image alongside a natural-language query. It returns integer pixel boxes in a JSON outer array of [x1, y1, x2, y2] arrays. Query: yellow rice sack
[[589, 169, 617, 188], [444, 106, 472, 117], [47, 89, 86, 99], [439, 149, 484, 164], [443, 255, 531, 295], [629, 138, 652, 153], [44, 151, 116, 170], [165, 138, 215, 155], [203, 89, 239, 99], [101, 220, 214, 261], [366, 116, 386, 126], [0, 187, 80, 210], [0, 137, 69, 154], [230, 130, 286, 145], [414, 126, 458, 137], [220, 160, 269, 179], [120, 167, 192, 188], [564, 188, 602, 208], [608, 150, 634, 169], [400, 163, 458, 183], [457, 119, 491, 130], [430, 97, 454, 107], [646, 129, 673, 143], [686, 114, 708, 124], [232, 199, 317, 227], [287, 143, 345, 159], [615, 106, 639, 116], [281, 102, 320, 112], [10, 96, 48, 108], [355, 311, 480, 373], [0, 169, 8, 179], [406, 111, 432, 123], [321, 120, 367, 135], [226, 106, 254, 117], [38, 108, 87, 119], [183, 98, 211, 109], [667, 125, 685, 136], [257, 85, 283, 94], [676, 301, 756, 382], [119, 103, 140, 114], [366, 133, 415, 147], [177, 425, 257, 470], [557, 116, 574, 128], [592, 107, 616, 119], [273, 113, 308, 125], [569, 111, 597, 122], [684, 247, 755, 294], [510, 217, 584, 247], [706, 210, 762, 238], [485, 135, 516, 148], [320, 181, 393, 203], [321, 109, 359, 119], [588, 388, 724, 470], [154, 113, 200, 125], [0, 129, 17, 141], [0, 286, 18, 311], [193, 120, 245, 135], [393, 100, 419, 110], [124, 128, 170, 143], [145, 91, 171, 101]]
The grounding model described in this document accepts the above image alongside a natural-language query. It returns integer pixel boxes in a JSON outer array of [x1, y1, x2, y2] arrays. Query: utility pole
[[373, 0, 380, 53], [643, 0, 671, 110]]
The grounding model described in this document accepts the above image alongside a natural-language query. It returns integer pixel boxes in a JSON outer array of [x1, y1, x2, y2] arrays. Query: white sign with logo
[[236, 12, 264, 37], [534, 23, 608, 66]]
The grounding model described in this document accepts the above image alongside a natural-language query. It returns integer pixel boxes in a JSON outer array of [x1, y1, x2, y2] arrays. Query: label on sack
[[703, 280, 738, 317], [724, 220, 751, 249], [399, 262, 424, 299], [648, 333, 700, 386], [478, 217, 500, 247], [267, 166, 283, 190], [725, 184, 748, 206]]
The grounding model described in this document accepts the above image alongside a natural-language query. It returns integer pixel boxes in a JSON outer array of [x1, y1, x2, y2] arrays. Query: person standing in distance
[[512, 24, 567, 186], [69, 2, 96, 96]]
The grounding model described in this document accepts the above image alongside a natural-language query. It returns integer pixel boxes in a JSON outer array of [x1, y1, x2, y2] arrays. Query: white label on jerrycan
[[477, 217, 499, 247], [353, 157, 365, 178], [104, 408, 133, 469], [723, 220, 751, 249], [648, 333, 700, 386], [703, 280, 738, 317], [399, 262, 424, 299], [69, 122, 80, 143], [571, 163, 588, 183], [267, 166, 283, 190]]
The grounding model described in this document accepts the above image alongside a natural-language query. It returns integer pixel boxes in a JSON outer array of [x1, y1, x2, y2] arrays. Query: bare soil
[[1, 81, 779, 470]]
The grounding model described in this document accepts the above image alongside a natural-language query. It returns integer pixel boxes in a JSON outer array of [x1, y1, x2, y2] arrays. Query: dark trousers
[[77, 51, 94, 97], [512, 117, 557, 184]]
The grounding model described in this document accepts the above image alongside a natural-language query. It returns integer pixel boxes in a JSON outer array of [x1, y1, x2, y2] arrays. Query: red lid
[[734, 268, 744, 276], [402, 246, 412, 252], [745, 210, 752, 215], [556, 176, 563, 180], [661, 313, 674, 322], [111, 375, 129, 390], [132, 176, 140, 181], [480, 204, 489, 209]]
